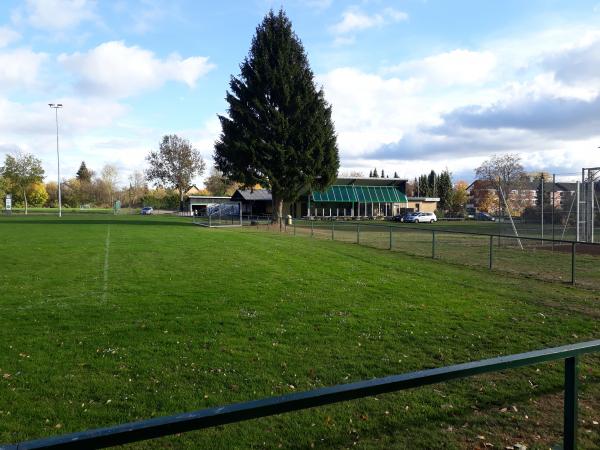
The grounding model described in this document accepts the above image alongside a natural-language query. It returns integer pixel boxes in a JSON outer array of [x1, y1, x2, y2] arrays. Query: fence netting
[[254, 220, 600, 290]]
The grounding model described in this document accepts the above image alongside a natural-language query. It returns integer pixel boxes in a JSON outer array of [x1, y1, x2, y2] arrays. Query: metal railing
[[288, 220, 600, 288], [4, 340, 599, 449]]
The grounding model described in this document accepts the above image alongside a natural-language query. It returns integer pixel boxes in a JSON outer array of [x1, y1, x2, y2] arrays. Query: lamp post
[[48, 103, 63, 217]]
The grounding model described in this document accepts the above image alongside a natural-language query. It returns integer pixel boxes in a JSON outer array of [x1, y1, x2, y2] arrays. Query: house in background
[[406, 197, 441, 213], [231, 189, 273, 216], [466, 179, 579, 214], [230, 177, 439, 219], [185, 185, 204, 196]]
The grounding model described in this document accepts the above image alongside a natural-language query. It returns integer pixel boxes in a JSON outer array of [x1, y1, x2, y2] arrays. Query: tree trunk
[[23, 188, 28, 215], [179, 189, 185, 213], [272, 193, 284, 230]]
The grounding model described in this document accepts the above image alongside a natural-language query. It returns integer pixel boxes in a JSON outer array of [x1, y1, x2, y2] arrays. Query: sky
[[2, 0, 600, 187]]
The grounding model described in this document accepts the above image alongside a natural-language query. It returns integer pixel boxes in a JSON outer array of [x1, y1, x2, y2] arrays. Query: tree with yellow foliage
[[27, 182, 48, 207], [448, 181, 469, 216], [478, 190, 499, 213]]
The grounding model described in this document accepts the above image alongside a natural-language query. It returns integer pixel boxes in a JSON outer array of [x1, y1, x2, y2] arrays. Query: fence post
[[389, 226, 393, 250], [332, 221, 335, 240], [571, 242, 576, 285], [431, 230, 436, 259], [357, 223, 360, 245], [489, 235, 494, 270], [311, 220, 314, 238], [563, 356, 578, 450]]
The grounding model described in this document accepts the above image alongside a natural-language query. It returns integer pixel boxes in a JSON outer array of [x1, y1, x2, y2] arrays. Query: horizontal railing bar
[[293, 220, 597, 246], [10, 339, 600, 450]]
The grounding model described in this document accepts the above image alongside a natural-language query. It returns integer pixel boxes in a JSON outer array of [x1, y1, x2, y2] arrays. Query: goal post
[[192, 201, 242, 227], [577, 167, 599, 243]]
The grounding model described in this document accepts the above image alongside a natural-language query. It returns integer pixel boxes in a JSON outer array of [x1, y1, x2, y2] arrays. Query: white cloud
[[20, 0, 98, 30], [319, 24, 600, 179], [0, 97, 135, 183], [0, 26, 20, 47], [385, 49, 498, 86], [330, 7, 407, 36], [58, 41, 215, 98], [318, 68, 430, 157], [0, 97, 128, 137], [0, 48, 47, 90], [542, 33, 600, 87]]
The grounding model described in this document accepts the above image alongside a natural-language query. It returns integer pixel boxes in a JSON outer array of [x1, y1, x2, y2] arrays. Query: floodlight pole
[[49, 103, 63, 218]]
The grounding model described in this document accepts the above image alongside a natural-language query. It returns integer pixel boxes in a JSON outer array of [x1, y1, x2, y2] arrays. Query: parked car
[[400, 212, 421, 223], [141, 206, 154, 215], [393, 212, 416, 222], [413, 212, 437, 223], [403, 212, 422, 223], [475, 212, 495, 221]]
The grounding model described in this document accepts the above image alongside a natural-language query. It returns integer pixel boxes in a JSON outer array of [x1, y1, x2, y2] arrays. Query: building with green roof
[[296, 177, 409, 218]]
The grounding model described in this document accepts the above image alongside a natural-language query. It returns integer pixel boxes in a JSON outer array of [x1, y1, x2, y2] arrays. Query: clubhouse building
[[188, 177, 439, 219]]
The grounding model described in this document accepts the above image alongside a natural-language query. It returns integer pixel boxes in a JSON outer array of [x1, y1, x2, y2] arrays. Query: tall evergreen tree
[[437, 170, 453, 210], [418, 174, 428, 197], [427, 170, 437, 197], [369, 170, 373, 178], [76, 161, 92, 183], [380, 169, 385, 178], [394, 171, 399, 179], [214, 10, 339, 224], [372, 168, 379, 178]]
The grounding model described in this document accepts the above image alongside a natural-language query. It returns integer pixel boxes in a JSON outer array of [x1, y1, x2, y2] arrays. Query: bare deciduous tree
[[146, 135, 206, 211], [128, 170, 147, 207], [101, 164, 120, 206], [475, 153, 527, 215]]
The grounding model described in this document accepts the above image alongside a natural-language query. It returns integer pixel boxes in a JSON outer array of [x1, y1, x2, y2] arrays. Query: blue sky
[[2, 0, 600, 186]]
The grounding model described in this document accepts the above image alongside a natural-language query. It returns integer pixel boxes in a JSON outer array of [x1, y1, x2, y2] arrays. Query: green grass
[[0, 215, 599, 449], [7, 207, 114, 214], [294, 220, 600, 290]]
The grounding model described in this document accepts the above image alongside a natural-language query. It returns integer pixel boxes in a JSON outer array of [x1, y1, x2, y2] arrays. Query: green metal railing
[[4, 340, 599, 449]]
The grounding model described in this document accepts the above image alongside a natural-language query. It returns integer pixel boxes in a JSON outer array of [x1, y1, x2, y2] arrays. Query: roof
[[408, 197, 440, 202], [188, 195, 231, 200], [312, 185, 408, 203], [334, 177, 406, 187], [231, 189, 273, 201]]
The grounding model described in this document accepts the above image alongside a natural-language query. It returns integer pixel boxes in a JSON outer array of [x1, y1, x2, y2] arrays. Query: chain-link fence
[[258, 220, 600, 290], [192, 202, 242, 227]]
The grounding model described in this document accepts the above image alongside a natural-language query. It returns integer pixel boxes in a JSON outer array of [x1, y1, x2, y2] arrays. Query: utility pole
[[48, 103, 63, 217]]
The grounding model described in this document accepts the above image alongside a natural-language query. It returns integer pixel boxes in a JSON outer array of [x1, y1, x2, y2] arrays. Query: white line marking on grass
[[102, 225, 110, 302]]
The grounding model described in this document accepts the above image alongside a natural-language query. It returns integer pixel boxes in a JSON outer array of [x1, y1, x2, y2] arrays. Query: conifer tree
[[437, 170, 453, 211], [381, 169, 385, 178], [418, 174, 428, 197], [373, 168, 379, 178], [215, 9, 339, 224], [394, 171, 399, 178], [427, 170, 437, 196], [76, 161, 92, 183]]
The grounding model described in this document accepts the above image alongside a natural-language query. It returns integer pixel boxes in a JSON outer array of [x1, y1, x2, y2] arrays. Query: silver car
[[414, 212, 437, 223]]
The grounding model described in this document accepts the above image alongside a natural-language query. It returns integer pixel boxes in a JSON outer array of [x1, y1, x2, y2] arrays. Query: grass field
[[290, 220, 600, 290], [0, 215, 599, 449], [6, 207, 115, 214]]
